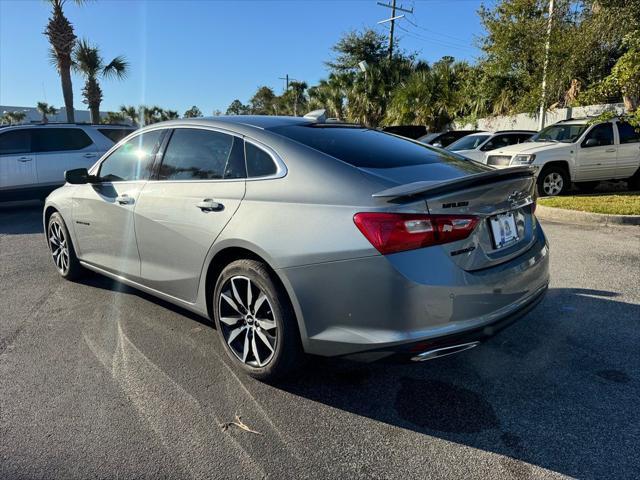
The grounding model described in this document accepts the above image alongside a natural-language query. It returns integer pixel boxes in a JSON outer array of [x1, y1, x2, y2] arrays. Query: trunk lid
[[368, 166, 537, 271]]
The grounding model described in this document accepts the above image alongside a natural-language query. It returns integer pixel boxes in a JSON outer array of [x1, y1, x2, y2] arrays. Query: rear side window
[[0, 129, 32, 155], [245, 142, 277, 177], [34, 128, 93, 152], [98, 128, 135, 143], [446, 134, 491, 151], [270, 125, 463, 169], [99, 129, 164, 182], [618, 122, 640, 144], [158, 129, 245, 180]]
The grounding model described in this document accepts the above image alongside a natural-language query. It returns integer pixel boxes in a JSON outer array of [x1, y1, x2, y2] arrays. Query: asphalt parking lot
[[1, 203, 639, 480]]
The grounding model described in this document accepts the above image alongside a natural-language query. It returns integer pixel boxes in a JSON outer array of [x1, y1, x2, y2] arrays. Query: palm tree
[[36, 102, 58, 123], [44, 0, 84, 123], [73, 39, 128, 124], [102, 111, 126, 124], [183, 105, 202, 118], [2, 111, 27, 125], [287, 81, 308, 116], [119, 105, 138, 126]]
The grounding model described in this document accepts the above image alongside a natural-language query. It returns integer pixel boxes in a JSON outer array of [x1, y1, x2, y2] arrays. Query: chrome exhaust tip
[[410, 341, 481, 362]]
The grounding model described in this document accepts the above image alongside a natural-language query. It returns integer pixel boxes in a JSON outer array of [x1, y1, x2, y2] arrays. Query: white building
[[0, 105, 123, 124]]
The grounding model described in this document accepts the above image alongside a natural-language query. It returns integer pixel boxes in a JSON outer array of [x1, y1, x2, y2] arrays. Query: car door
[[34, 127, 101, 187], [72, 129, 165, 279], [575, 123, 617, 181], [134, 127, 247, 301], [0, 129, 37, 196], [615, 121, 640, 179]]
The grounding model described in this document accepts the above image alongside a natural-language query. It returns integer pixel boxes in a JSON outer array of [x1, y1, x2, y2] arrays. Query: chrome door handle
[[196, 199, 223, 212], [116, 194, 134, 205], [17, 156, 32, 162], [83, 152, 98, 158], [605, 148, 616, 153]]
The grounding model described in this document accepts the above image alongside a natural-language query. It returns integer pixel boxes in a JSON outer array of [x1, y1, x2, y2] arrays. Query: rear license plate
[[489, 212, 519, 249]]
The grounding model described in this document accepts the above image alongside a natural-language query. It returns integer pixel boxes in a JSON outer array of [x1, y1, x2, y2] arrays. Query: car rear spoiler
[[371, 166, 535, 200]]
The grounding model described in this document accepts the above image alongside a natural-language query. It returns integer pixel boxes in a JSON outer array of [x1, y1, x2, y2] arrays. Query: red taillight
[[353, 212, 478, 255]]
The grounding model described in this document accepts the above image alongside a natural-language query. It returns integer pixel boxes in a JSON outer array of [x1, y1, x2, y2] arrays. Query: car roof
[[155, 115, 313, 130]]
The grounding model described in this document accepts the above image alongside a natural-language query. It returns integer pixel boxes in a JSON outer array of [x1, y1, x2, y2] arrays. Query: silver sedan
[[44, 114, 549, 380]]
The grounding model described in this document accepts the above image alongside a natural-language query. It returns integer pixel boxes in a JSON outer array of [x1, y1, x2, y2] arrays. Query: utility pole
[[538, 0, 554, 130], [278, 74, 290, 92], [377, 1, 412, 60]]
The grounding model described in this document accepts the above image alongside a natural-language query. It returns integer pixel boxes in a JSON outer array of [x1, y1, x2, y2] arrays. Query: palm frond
[[102, 55, 129, 80], [73, 38, 101, 76]]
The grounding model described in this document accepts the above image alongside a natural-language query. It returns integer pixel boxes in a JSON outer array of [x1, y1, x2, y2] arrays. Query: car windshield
[[530, 124, 588, 143], [446, 134, 491, 151]]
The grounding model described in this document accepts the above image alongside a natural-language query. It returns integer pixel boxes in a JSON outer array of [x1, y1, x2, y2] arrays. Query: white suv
[[445, 130, 535, 162], [485, 118, 640, 196], [0, 123, 135, 201]]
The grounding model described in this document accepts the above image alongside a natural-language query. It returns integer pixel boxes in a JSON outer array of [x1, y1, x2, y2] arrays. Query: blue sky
[[0, 0, 489, 115]]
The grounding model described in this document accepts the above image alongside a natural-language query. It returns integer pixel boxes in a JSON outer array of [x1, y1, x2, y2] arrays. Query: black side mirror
[[583, 138, 599, 148], [65, 168, 93, 184]]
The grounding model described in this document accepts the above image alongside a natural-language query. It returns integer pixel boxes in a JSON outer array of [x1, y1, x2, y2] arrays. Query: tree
[[119, 105, 138, 126], [36, 102, 57, 123], [161, 109, 180, 121], [284, 80, 308, 116], [1, 111, 27, 125], [326, 29, 389, 72], [249, 86, 277, 114], [102, 111, 126, 124], [183, 105, 202, 118], [73, 39, 128, 124], [307, 74, 349, 120], [44, 0, 83, 122], [226, 99, 250, 115]]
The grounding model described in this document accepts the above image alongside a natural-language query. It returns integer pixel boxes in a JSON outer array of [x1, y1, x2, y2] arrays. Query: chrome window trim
[[243, 137, 287, 181]]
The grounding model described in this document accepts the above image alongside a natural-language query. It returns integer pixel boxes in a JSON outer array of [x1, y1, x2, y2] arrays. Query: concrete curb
[[536, 205, 640, 226]]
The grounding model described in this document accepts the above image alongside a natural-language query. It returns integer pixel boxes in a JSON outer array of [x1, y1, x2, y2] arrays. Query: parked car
[[485, 118, 640, 196], [0, 123, 136, 201], [382, 125, 428, 139], [44, 115, 549, 381], [446, 130, 536, 162], [417, 130, 483, 148]]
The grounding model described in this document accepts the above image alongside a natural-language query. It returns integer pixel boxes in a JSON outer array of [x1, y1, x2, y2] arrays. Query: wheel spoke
[[246, 278, 253, 310], [231, 278, 245, 309], [251, 333, 262, 366], [253, 293, 267, 314], [241, 330, 250, 362], [49, 235, 58, 246], [256, 329, 274, 353], [221, 292, 242, 315], [256, 318, 276, 330], [227, 326, 245, 344], [220, 315, 243, 326]]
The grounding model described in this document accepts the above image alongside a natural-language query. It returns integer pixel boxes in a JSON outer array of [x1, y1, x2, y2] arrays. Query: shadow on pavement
[[275, 287, 640, 479], [0, 202, 44, 235]]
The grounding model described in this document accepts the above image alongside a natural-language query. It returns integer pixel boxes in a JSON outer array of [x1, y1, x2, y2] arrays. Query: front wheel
[[213, 259, 303, 381], [537, 167, 569, 197], [47, 212, 83, 280]]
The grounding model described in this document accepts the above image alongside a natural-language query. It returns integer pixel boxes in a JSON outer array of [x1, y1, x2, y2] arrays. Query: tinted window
[[618, 122, 640, 144], [159, 129, 245, 180], [446, 134, 491, 151], [583, 123, 614, 147], [34, 128, 93, 152], [245, 142, 277, 177], [481, 133, 530, 151], [0, 129, 32, 155], [98, 128, 135, 143], [270, 125, 465, 169], [99, 130, 164, 182], [531, 124, 587, 143]]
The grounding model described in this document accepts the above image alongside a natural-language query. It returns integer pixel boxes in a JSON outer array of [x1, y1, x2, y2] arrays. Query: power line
[[377, 1, 413, 59], [396, 25, 476, 53]]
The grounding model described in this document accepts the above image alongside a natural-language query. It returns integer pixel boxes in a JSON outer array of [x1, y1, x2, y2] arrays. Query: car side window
[[0, 129, 33, 155], [98, 128, 135, 144], [158, 129, 245, 181], [618, 122, 640, 144], [582, 123, 614, 147], [99, 129, 164, 182], [34, 128, 93, 152], [245, 142, 277, 178], [481, 134, 512, 151]]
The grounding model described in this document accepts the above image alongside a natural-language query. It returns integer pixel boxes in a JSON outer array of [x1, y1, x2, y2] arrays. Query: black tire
[[574, 181, 600, 193], [213, 259, 303, 381], [537, 166, 569, 197], [47, 212, 84, 280], [628, 171, 640, 191]]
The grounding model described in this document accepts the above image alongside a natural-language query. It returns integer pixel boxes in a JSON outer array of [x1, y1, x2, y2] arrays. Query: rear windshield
[[268, 125, 467, 169], [446, 134, 491, 151]]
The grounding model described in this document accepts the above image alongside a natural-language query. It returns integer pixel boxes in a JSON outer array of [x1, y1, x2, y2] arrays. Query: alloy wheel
[[218, 275, 277, 368], [48, 221, 70, 275], [542, 172, 563, 196]]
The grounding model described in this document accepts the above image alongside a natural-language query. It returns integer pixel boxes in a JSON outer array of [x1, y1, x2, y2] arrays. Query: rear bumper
[[281, 219, 550, 357]]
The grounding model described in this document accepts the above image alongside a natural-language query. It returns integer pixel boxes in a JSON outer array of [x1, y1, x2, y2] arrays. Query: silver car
[[43, 114, 549, 380]]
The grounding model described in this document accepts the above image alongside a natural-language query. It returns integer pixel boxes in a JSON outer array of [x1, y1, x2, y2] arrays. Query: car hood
[[490, 141, 572, 156]]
